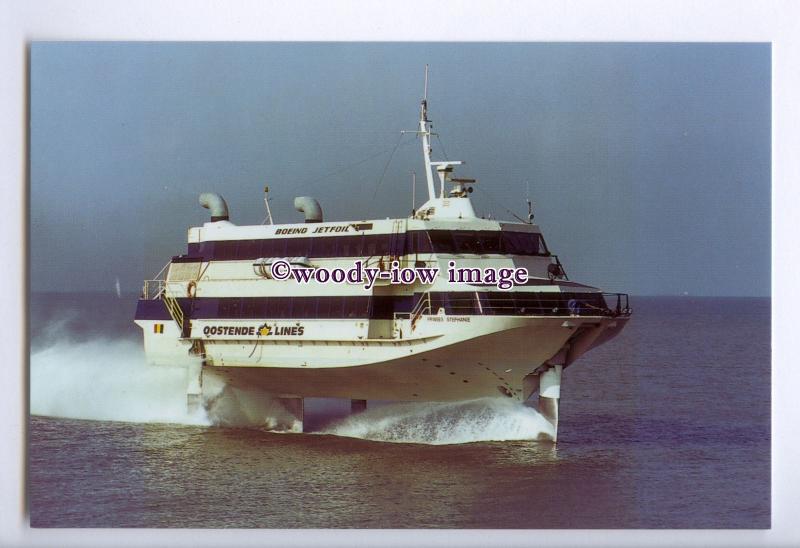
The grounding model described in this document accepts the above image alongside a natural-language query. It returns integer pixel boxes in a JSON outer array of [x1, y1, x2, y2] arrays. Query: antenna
[[263, 185, 274, 225], [526, 180, 534, 224], [411, 170, 416, 215], [423, 64, 429, 103], [419, 65, 436, 201]]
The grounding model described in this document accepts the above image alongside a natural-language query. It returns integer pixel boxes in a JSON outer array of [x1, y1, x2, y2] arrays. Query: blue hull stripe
[[134, 291, 613, 321]]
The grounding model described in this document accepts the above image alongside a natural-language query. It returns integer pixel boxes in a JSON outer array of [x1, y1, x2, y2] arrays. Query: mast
[[263, 185, 274, 225], [411, 170, 416, 214], [419, 65, 436, 201]]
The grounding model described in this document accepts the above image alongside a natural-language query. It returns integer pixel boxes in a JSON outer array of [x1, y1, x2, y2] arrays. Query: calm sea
[[28, 293, 770, 528]]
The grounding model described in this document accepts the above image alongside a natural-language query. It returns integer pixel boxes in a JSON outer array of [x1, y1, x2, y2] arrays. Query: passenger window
[[364, 236, 378, 257], [242, 298, 257, 318], [285, 238, 304, 257], [538, 234, 549, 255], [417, 232, 433, 253], [328, 296, 343, 318], [272, 297, 292, 318], [452, 232, 477, 254], [317, 297, 331, 318], [295, 297, 317, 318], [429, 231, 455, 253], [265, 238, 286, 258]]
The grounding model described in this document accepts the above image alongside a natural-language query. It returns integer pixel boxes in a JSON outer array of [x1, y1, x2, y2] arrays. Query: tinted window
[[285, 238, 306, 257], [452, 231, 478, 254], [413, 231, 433, 254], [295, 297, 317, 318], [445, 292, 479, 315], [370, 296, 395, 319], [272, 297, 292, 318], [473, 231, 502, 254], [327, 296, 343, 319], [428, 231, 455, 253], [490, 293, 515, 314], [501, 232, 549, 256], [238, 240, 257, 258], [242, 297, 259, 318], [316, 297, 332, 318], [262, 238, 285, 257], [345, 297, 369, 318], [420, 230, 547, 256], [216, 242, 234, 260], [363, 235, 379, 256], [339, 235, 363, 257], [513, 293, 540, 314]]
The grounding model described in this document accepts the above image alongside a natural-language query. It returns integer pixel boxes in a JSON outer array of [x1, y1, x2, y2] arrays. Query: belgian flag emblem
[[154, 323, 164, 334]]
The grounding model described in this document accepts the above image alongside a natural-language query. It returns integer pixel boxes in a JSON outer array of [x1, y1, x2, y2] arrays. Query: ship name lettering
[[201, 325, 304, 336], [312, 225, 351, 233], [272, 326, 305, 336], [203, 325, 257, 336]]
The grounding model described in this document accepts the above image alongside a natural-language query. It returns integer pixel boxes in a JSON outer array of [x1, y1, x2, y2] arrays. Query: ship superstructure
[[134, 68, 631, 440]]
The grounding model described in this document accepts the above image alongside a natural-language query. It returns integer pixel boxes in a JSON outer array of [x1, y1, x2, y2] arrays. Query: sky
[[29, 42, 771, 296]]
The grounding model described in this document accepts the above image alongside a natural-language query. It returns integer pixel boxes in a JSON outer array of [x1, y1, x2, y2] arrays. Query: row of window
[[179, 292, 610, 320], [427, 291, 608, 316], [191, 295, 406, 320], [185, 230, 550, 261]]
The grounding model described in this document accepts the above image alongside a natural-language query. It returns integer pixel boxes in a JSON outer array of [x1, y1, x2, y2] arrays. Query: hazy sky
[[30, 42, 770, 296]]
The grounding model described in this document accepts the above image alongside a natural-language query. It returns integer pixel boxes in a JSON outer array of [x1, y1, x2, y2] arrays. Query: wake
[[322, 398, 555, 444], [30, 336, 554, 443]]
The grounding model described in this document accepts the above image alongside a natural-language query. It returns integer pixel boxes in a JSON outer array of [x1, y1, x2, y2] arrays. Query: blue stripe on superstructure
[[185, 230, 551, 261], [135, 291, 613, 322], [135, 299, 172, 320]]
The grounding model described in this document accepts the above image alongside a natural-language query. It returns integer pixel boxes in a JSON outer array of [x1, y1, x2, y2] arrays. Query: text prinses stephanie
[[269, 260, 528, 290]]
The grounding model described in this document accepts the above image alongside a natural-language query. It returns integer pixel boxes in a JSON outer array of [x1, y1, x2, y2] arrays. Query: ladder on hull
[[163, 292, 191, 338]]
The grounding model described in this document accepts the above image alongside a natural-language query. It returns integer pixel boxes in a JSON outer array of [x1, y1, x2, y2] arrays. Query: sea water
[[28, 293, 770, 528]]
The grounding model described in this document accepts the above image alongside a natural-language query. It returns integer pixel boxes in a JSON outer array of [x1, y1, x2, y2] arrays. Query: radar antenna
[[526, 181, 534, 223], [262, 185, 274, 225]]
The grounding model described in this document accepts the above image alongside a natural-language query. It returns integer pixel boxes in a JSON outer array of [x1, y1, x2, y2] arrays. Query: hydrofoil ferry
[[134, 68, 631, 440]]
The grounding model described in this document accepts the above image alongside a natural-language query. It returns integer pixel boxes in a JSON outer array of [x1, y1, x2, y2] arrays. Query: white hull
[[136, 313, 627, 401]]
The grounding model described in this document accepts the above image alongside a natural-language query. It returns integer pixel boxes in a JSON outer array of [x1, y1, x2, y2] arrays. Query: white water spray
[[31, 338, 210, 425], [31, 332, 554, 443], [322, 398, 555, 444], [30, 335, 303, 429], [202, 373, 303, 430]]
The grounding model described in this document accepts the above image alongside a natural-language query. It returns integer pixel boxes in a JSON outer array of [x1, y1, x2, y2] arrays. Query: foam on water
[[30, 332, 554, 443], [203, 377, 303, 430], [322, 398, 555, 444], [30, 334, 309, 430], [30, 338, 211, 426]]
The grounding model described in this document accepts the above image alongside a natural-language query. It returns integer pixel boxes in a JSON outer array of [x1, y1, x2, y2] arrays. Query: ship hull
[[136, 314, 628, 401]]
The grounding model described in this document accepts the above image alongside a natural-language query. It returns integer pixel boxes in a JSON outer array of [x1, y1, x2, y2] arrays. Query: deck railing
[[405, 291, 631, 319], [141, 262, 190, 335], [141, 261, 170, 300]]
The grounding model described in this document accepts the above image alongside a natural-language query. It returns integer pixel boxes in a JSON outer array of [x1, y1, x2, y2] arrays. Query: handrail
[[153, 261, 170, 281], [163, 293, 185, 331], [406, 291, 631, 319], [409, 292, 432, 328], [141, 260, 171, 299], [142, 279, 165, 300]]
